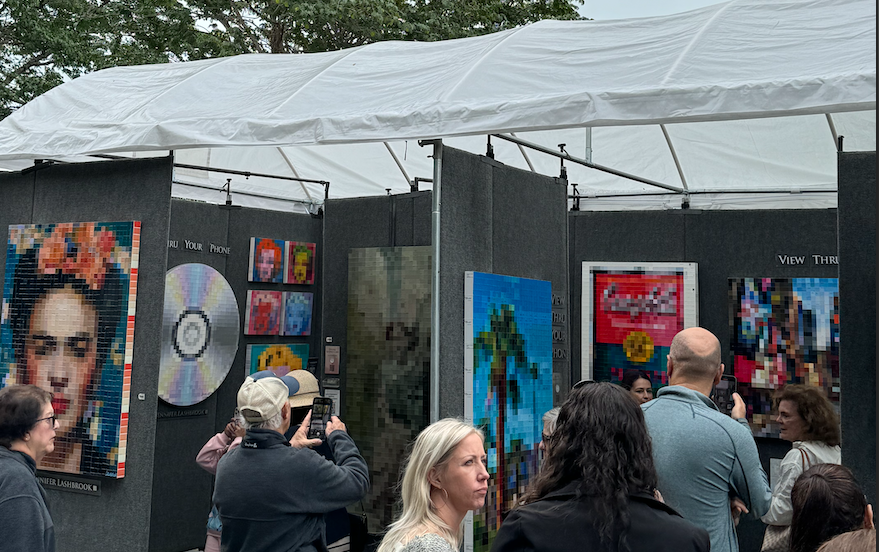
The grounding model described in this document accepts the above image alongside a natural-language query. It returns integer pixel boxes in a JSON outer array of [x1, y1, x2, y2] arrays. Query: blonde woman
[[378, 419, 489, 552]]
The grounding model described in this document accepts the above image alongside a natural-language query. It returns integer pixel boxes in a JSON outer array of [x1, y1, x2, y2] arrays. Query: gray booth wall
[[438, 147, 571, 415], [569, 207, 846, 551], [150, 199, 322, 552], [836, 151, 877, 505], [0, 158, 172, 552]]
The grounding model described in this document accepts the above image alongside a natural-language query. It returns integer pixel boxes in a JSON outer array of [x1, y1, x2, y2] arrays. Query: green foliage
[[1, 0, 583, 118]]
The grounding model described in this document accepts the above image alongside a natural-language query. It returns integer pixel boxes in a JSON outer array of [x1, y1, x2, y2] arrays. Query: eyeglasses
[[35, 415, 57, 427], [572, 379, 596, 389]]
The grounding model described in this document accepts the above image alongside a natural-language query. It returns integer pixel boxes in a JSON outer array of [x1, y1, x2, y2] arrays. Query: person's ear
[[428, 467, 442, 489], [864, 504, 874, 529], [282, 402, 290, 420], [666, 356, 674, 377], [713, 364, 724, 386]]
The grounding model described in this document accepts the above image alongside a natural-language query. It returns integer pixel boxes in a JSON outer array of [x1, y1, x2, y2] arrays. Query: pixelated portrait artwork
[[248, 237, 285, 283], [245, 343, 309, 376], [729, 278, 840, 438], [581, 263, 698, 388], [244, 290, 282, 335], [465, 272, 553, 552], [284, 241, 316, 285], [1, 222, 141, 478], [159, 264, 239, 407], [347, 247, 431, 533], [281, 292, 313, 336]]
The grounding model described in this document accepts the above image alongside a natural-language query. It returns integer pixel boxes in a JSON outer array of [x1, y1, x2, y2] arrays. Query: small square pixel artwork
[[729, 278, 840, 438], [244, 290, 282, 335], [281, 292, 313, 336], [581, 263, 698, 388], [284, 241, 316, 284], [248, 237, 285, 283], [464, 272, 553, 552], [1, 222, 141, 478], [246, 343, 310, 376], [347, 246, 431, 533]]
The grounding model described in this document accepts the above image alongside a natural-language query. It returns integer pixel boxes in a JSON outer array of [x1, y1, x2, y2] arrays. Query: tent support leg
[[420, 138, 443, 424]]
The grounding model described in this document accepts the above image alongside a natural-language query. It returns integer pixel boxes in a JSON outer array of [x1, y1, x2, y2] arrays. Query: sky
[[578, 0, 727, 20]]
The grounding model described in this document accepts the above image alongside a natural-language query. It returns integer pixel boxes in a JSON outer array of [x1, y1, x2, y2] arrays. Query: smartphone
[[711, 374, 737, 416], [307, 397, 333, 440]]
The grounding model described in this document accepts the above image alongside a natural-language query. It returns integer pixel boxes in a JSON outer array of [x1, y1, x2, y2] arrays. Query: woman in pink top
[[196, 417, 244, 552]]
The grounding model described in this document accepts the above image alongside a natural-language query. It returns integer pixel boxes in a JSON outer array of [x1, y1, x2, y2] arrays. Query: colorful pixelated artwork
[[281, 292, 313, 336], [245, 343, 309, 376], [1, 222, 141, 478], [581, 263, 698, 388], [159, 264, 240, 407], [729, 278, 839, 438], [248, 237, 285, 283], [347, 247, 431, 533], [284, 241, 316, 284], [464, 272, 553, 552], [244, 290, 282, 335]]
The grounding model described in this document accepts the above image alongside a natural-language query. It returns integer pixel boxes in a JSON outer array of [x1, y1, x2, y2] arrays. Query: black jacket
[[490, 481, 710, 552]]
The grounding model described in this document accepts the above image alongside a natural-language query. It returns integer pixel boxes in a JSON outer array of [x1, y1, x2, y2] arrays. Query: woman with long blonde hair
[[378, 419, 489, 552]]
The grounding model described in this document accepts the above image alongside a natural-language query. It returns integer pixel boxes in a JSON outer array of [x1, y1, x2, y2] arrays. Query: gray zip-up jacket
[[642, 386, 772, 552], [0, 446, 55, 552], [213, 428, 369, 552]]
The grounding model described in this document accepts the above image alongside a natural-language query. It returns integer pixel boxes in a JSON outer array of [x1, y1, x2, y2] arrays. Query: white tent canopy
[[0, 0, 874, 211]]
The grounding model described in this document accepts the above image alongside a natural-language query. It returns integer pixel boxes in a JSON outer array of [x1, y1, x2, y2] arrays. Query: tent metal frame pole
[[660, 124, 689, 192], [491, 133, 683, 193], [570, 187, 838, 200], [508, 132, 536, 172], [172, 161, 329, 186], [384, 142, 413, 186], [825, 114, 841, 151], [420, 138, 443, 424]]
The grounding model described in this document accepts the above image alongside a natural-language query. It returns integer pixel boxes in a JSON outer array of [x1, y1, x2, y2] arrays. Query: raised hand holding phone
[[307, 396, 334, 440], [289, 410, 323, 449]]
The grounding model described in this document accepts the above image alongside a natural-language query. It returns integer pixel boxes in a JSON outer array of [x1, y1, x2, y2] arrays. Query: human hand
[[730, 496, 749, 526], [289, 410, 323, 449], [326, 416, 347, 437], [223, 420, 238, 439], [731, 392, 747, 420]]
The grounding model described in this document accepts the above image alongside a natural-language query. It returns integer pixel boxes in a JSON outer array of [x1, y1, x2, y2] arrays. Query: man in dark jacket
[[214, 372, 369, 552]]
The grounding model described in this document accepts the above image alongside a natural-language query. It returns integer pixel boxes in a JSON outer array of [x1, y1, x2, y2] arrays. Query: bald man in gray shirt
[[642, 327, 771, 552]]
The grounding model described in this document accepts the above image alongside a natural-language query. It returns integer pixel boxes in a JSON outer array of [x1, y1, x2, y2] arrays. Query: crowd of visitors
[[0, 327, 873, 552]]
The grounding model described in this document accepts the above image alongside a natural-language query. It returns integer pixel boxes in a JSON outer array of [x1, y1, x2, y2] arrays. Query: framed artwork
[[464, 272, 552, 552], [248, 237, 285, 283], [1, 221, 141, 478], [347, 246, 432, 532], [581, 262, 698, 387], [244, 290, 282, 335], [729, 278, 839, 438], [281, 291, 313, 336], [245, 343, 310, 376], [284, 241, 316, 284]]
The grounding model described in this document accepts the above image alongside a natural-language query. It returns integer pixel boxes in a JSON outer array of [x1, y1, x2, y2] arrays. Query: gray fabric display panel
[[0, 158, 172, 552], [438, 147, 570, 413], [150, 199, 322, 552], [569, 207, 841, 552], [836, 151, 876, 504]]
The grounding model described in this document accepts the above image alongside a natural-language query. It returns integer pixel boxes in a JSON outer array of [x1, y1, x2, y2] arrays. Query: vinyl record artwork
[[1, 221, 141, 478], [248, 237, 285, 283], [581, 262, 698, 387], [465, 272, 553, 552], [159, 264, 240, 407], [246, 343, 309, 376], [281, 292, 313, 336], [729, 278, 839, 438], [245, 290, 282, 335], [285, 241, 316, 284]]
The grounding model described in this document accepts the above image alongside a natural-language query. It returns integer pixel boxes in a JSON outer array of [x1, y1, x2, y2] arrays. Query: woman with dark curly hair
[[490, 382, 709, 552], [790, 464, 874, 552], [761, 385, 841, 550]]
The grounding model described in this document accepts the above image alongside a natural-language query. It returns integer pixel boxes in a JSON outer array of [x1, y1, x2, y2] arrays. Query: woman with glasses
[[0, 384, 58, 552], [491, 382, 709, 552]]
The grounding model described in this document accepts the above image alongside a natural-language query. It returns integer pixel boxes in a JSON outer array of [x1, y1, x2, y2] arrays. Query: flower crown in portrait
[[34, 223, 130, 291]]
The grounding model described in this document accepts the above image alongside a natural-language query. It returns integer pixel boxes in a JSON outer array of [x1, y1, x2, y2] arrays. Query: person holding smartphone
[[213, 371, 369, 552]]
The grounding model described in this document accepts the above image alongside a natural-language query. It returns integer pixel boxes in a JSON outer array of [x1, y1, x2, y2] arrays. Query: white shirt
[[761, 440, 841, 526]]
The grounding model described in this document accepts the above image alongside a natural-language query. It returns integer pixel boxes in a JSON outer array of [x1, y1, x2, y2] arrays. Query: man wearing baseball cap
[[214, 371, 369, 552]]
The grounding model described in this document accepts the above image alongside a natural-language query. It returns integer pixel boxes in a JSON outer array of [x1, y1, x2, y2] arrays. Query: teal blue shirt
[[642, 385, 771, 552]]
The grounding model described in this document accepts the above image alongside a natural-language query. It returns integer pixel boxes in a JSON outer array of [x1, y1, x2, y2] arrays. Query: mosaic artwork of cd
[[159, 264, 240, 406]]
